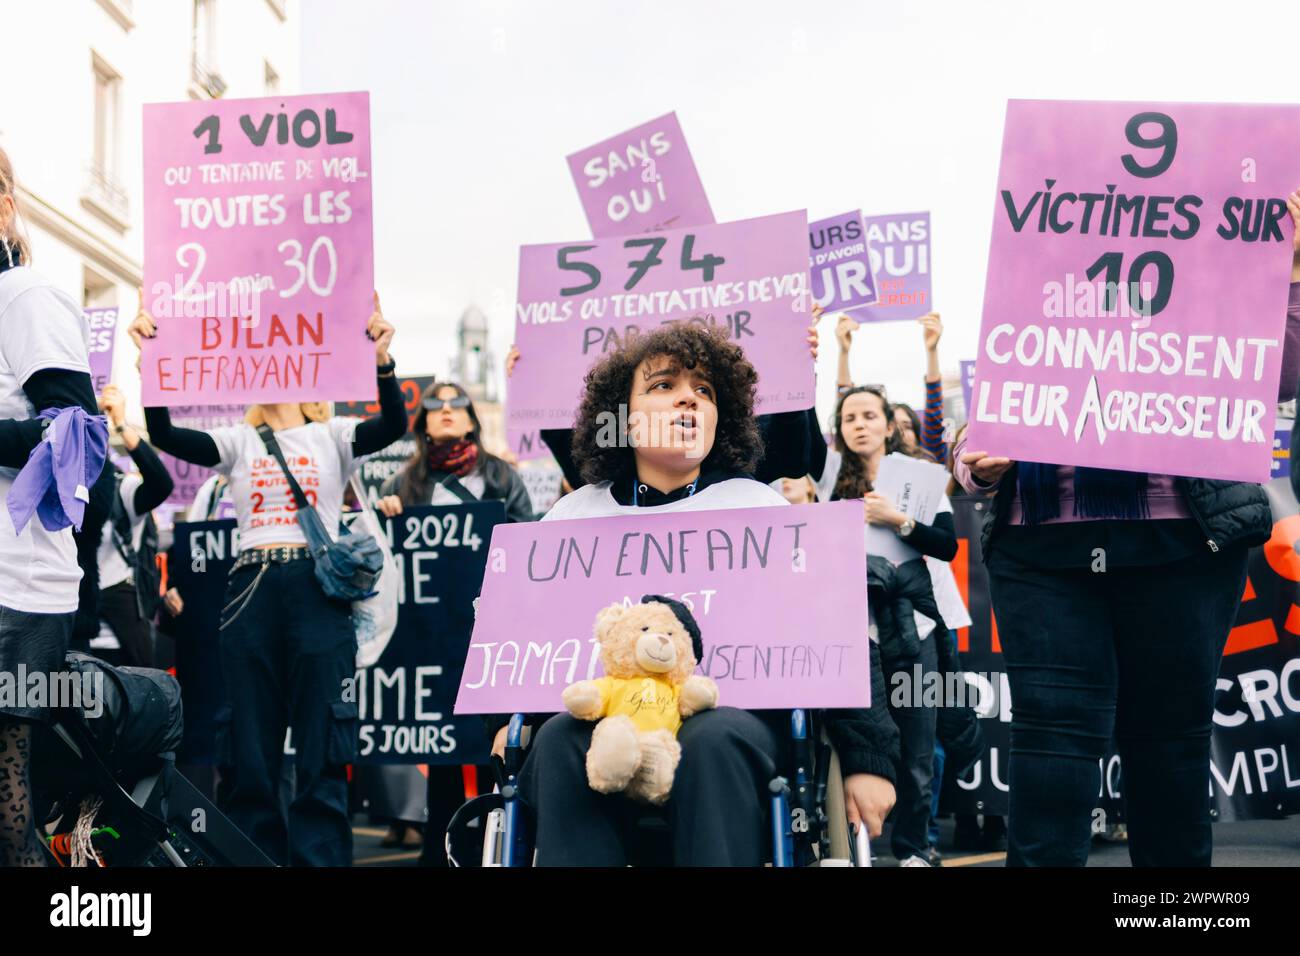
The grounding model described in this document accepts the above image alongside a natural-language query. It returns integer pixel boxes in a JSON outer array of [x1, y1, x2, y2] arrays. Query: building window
[[190, 0, 226, 98], [264, 60, 280, 95], [83, 266, 116, 309], [84, 53, 129, 227]]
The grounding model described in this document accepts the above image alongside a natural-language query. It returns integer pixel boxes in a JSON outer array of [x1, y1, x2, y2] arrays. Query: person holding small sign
[[500, 322, 898, 866], [129, 292, 407, 867], [953, 195, 1300, 866]]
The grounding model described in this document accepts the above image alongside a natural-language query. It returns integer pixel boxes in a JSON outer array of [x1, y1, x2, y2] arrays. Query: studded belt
[[231, 545, 312, 572]]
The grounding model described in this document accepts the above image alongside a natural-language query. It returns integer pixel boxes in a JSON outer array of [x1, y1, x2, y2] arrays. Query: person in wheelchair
[[486, 321, 900, 866]]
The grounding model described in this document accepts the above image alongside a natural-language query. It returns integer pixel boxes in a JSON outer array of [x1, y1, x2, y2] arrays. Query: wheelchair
[[446, 709, 871, 867]]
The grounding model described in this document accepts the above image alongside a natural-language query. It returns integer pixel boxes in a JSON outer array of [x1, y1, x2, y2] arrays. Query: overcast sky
[[300, 0, 1299, 426]]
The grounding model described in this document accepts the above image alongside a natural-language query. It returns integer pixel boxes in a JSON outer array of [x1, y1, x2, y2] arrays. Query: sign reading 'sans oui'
[[968, 100, 1300, 482], [141, 92, 375, 406], [566, 112, 714, 238], [454, 500, 870, 715]]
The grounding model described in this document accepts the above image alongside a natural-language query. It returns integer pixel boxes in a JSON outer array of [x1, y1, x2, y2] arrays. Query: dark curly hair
[[570, 321, 763, 487], [831, 385, 904, 500]]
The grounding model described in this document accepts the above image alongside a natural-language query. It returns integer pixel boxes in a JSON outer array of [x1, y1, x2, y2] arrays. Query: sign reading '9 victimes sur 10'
[[967, 100, 1300, 482], [141, 92, 375, 406]]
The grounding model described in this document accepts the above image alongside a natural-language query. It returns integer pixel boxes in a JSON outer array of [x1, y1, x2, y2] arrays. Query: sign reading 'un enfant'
[[454, 500, 871, 715]]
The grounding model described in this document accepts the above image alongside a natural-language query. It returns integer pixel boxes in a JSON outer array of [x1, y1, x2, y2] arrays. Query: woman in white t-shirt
[[501, 321, 899, 866], [130, 294, 406, 867], [0, 147, 106, 866]]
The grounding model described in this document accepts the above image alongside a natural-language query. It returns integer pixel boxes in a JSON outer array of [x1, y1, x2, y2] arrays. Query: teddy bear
[[561, 594, 719, 804]]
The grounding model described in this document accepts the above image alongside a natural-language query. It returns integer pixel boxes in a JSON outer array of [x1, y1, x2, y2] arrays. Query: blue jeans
[[986, 544, 1248, 867], [217, 558, 358, 867]]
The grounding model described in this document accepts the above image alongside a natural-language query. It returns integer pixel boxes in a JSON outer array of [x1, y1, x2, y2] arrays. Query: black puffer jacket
[[980, 467, 1272, 557], [868, 555, 985, 778]]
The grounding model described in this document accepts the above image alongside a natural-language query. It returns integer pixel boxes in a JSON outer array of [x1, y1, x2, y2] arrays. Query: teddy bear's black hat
[[640, 594, 703, 663]]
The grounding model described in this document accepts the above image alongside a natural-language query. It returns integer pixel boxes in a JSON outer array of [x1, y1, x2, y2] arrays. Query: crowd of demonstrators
[[130, 292, 405, 867], [0, 147, 108, 866], [3, 102, 1297, 873]]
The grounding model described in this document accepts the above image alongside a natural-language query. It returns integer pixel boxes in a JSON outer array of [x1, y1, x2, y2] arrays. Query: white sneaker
[[898, 854, 932, 867]]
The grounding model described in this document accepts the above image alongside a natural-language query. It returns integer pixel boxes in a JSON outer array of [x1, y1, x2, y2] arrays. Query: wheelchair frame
[[467, 709, 867, 867]]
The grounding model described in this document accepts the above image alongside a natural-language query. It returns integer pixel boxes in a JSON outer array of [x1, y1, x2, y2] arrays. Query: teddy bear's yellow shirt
[[592, 676, 682, 734]]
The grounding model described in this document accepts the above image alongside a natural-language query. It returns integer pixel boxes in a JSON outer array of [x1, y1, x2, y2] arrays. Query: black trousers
[[217, 559, 357, 867], [518, 708, 784, 866], [986, 544, 1249, 867], [99, 580, 154, 669], [884, 630, 939, 860]]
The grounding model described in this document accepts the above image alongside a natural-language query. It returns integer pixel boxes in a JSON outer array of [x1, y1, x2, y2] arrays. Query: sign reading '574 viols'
[[967, 100, 1300, 482]]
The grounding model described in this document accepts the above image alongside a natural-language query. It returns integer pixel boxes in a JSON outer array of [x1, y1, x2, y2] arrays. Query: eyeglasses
[[423, 395, 472, 412]]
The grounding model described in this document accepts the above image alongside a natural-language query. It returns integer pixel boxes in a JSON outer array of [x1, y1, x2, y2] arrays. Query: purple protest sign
[[506, 210, 813, 451], [84, 307, 119, 394], [160, 404, 247, 509], [454, 500, 870, 714], [854, 212, 931, 323], [966, 100, 1300, 482], [960, 360, 976, 419], [567, 112, 715, 238], [809, 210, 877, 312], [140, 92, 374, 406]]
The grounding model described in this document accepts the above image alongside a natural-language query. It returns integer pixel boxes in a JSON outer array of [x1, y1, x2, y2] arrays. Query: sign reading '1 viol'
[[507, 210, 813, 450], [567, 112, 715, 238], [454, 500, 870, 715], [141, 92, 375, 406], [967, 101, 1300, 482]]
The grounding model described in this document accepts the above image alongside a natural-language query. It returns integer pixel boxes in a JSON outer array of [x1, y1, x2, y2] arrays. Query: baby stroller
[[32, 651, 270, 866]]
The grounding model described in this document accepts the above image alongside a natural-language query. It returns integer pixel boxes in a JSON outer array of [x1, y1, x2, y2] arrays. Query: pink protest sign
[[454, 500, 870, 714], [84, 307, 119, 394], [567, 112, 715, 238], [966, 101, 1300, 482], [140, 92, 374, 406], [809, 210, 878, 312], [854, 211, 931, 322], [507, 210, 813, 451]]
